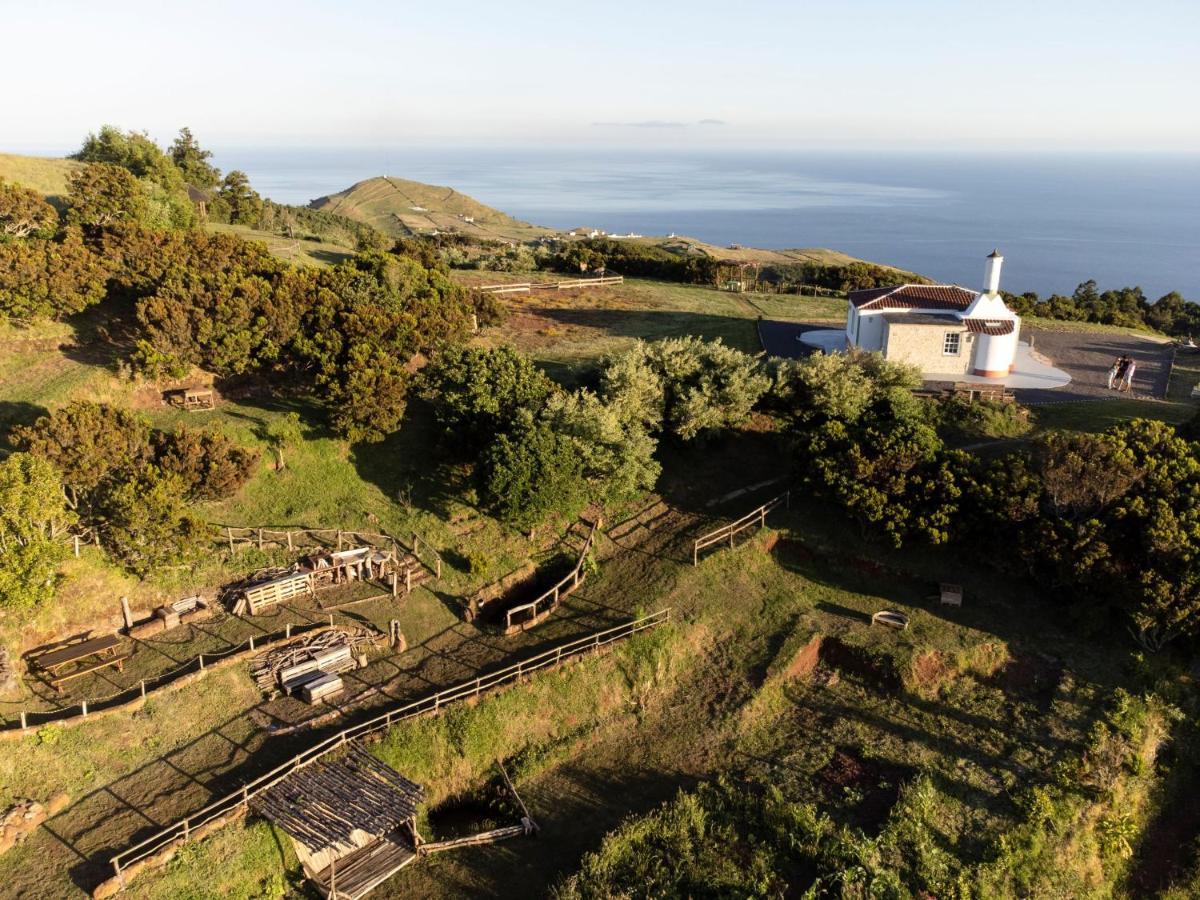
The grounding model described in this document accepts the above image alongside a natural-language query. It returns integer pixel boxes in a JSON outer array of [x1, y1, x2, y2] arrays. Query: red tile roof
[[849, 284, 977, 311], [963, 319, 1016, 336]]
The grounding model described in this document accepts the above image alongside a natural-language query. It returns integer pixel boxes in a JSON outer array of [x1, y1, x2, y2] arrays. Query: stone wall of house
[[883, 320, 973, 375]]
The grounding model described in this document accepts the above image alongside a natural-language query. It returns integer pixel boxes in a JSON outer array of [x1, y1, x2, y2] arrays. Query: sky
[[2, 0, 1198, 154]]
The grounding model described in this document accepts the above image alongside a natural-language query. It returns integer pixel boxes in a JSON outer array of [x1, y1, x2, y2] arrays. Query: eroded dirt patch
[[991, 652, 1063, 707], [817, 747, 911, 833]]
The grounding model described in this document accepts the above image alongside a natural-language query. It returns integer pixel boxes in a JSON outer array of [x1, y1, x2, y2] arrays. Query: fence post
[[73, 535, 80, 558], [140, 680, 146, 699], [436, 557, 442, 579], [392, 572, 398, 598], [81, 700, 88, 717], [693, 542, 698, 567], [287, 531, 294, 551], [286, 623, 292, 638], [729, 528, 735, 550], [113, 860, 124, 889], [257, 528, 263, 550], [337, 529, 343, 550], [227, 527, 234, 553], [183, 818, 190, 840], [19, 711, 26, 731], [249, 635, 255, 651], [329, 613, 334, 627], [199, 654, 204, 671]]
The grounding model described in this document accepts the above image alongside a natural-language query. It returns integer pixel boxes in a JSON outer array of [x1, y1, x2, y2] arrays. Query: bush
[[482, 420, 587, 531]]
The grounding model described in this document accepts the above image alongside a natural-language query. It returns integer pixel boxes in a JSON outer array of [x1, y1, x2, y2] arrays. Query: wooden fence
[[477, 275, 624, 294], [107, 608, 670, 888], [216, 525, 443, 580], [504, 520, 601, 633], [1, 616, 348, 735], [692, 491, 790, 566]]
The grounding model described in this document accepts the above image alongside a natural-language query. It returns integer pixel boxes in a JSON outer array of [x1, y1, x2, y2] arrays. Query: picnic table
[[34, 635, 130, 692], [34, 635, 123, 674]]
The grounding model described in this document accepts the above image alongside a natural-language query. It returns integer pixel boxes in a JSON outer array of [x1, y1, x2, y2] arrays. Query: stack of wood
[[127, 596, 214, 639], [250, 626, 377, 697]]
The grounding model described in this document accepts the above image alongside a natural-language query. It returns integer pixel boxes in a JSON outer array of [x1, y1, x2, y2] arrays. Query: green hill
[[310, 175, 552, 242], [0, 152, 82, 207]]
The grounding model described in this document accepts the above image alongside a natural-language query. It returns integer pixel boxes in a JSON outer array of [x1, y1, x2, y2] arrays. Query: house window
[[943, 332, 961, 356]]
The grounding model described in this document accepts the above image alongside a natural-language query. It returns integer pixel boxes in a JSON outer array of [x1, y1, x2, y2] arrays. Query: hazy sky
[[3, 0, 1197, 153]]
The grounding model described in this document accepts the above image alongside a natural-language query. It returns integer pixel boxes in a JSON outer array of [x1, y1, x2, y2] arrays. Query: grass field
[[1031, 397, 1195, 433], [0, 152, 81, 206], [459, 274, 846, 380], [205, 222, 355, 268]]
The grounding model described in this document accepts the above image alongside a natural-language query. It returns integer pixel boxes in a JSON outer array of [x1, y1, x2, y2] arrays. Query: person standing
[[1107, 356, 1122, 389], [1122, 358, 1137, 393]]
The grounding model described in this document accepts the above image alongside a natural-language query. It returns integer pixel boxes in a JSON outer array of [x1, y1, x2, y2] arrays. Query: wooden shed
[[251, 744, 425, 899]]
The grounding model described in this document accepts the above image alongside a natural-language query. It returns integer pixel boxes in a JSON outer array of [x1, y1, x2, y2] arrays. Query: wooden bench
[[50, 654, 130, 693]]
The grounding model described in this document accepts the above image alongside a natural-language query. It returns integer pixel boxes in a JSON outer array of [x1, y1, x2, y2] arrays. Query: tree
[[65, 163, 148, 228], [544, 389, 660, 502], [0, 453, 74, 610], [0, 180, 58, 239], [12, 402, 153, 512], [217, 170, 263, 225], [0, 227, 111, 322], [97, 469, 204, 577], [154, 426, 259, 500], [602, 338, 770, 442], [169, 127, 221, 189], [482, 420, 587, 531], [72, 126, 194, 228], [263, 413, 303, 472], [420, 344, 556, 452]]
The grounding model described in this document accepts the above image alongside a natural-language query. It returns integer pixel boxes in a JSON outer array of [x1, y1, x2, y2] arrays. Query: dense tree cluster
[[422, 338, 767, 529], [72, 126, 195, 229], [783, 354, 1200, 650], [1006, 279, 1199, 337], [11, 402, 257, 576]]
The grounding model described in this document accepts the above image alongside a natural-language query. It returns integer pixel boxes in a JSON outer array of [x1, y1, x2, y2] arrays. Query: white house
[[843, 251, 1020, 377]]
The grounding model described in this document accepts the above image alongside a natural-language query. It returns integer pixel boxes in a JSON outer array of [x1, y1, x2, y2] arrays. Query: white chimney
[[983, 249, 1003, 295]]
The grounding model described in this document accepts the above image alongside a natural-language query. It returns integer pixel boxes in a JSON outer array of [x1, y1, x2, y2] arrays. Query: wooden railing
[[107, 608, 670, 887], [692, 491, 790, 566], [478, 275, 623, 294], [504, 519, 601, 632]]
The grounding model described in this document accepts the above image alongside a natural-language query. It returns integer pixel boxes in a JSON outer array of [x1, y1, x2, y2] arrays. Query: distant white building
[[844, 251, 1020, 377]]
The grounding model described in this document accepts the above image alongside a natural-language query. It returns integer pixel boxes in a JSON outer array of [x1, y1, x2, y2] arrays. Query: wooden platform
[[310, 830, 417, 900]]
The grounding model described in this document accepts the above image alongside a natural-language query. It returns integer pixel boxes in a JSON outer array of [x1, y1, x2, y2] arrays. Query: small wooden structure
[[939, 583, 964, 607], [251, 744, 425, 900], [166, 387, 216, 411], [31, 634, 130, 693], [231, 570, 314, 616], [871, 610, 910, 630], [304, 547, 396, 587]]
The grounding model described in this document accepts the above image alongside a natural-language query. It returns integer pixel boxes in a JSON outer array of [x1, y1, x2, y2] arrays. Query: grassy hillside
[[0, 152, 82, 206], [310, 175, 552, 242]]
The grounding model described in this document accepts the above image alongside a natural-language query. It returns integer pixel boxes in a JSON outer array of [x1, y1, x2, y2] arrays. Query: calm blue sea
[[217, 148, 1200, 299]]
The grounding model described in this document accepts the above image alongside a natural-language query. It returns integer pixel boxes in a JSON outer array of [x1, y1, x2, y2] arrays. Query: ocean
[[219, 148, 1200, 299]]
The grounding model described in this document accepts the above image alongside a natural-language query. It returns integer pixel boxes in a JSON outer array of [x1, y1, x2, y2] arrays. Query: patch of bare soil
[[991, 652, 1062, 707], [817, 748, 910, 833], [819, 637, 901, 690]]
